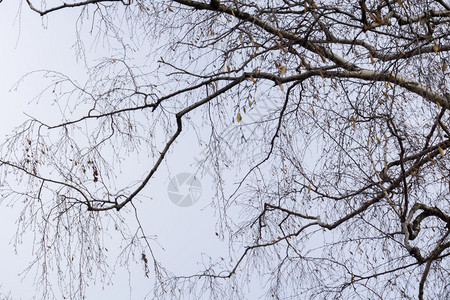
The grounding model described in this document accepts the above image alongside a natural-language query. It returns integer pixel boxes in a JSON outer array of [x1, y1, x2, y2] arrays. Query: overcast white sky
[[0, 2, 236, 299]]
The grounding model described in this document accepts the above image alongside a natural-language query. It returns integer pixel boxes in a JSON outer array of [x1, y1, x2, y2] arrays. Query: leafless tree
[[1, 0, 449, 299]]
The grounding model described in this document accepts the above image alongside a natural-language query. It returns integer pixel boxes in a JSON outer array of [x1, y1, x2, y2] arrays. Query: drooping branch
[[26, 0, 126, 16], [92, 76, 246, 211]]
